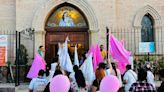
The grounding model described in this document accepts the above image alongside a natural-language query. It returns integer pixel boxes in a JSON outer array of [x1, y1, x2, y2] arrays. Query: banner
[[139, 42, 155, 53], [0, 35, 8, 66]]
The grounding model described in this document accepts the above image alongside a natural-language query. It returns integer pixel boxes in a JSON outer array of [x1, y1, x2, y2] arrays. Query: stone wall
[[0, 0, 15, 31]]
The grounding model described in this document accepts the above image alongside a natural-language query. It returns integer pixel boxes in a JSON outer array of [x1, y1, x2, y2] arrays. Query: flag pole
[[106, 27, 109, 61]]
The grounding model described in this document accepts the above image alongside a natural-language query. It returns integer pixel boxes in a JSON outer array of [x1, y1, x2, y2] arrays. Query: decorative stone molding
[[32, 0, 99, 32], [133, 5, 162, 28]]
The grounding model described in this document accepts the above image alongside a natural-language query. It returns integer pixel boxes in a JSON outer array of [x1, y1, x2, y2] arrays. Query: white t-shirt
[[147, 71, 155, 87], [123, 70, 137, 92], [29, 77, 48, 92], [106, 69, 110, 76]]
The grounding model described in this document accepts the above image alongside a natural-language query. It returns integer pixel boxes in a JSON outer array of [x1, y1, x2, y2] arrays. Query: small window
[[141, 14, 154, 42]]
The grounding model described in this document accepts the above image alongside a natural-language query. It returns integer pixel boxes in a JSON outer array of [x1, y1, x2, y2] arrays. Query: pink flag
[[92, 44, 103, 71], [27, 51, 46, 79], [93, 48, 97, 71], [87, 45, 94, 57], [95, 44, 103, 65], [109, 33, 131, 74]]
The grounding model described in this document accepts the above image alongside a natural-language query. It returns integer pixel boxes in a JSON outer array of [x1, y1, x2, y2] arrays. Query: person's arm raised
[[107, 59, 112, 71]]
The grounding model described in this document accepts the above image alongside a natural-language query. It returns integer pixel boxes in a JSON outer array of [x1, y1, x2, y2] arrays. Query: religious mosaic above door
[[46, 6, 88, 28]]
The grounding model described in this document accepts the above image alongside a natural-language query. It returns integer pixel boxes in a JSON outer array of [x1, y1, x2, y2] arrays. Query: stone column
[[154, 26, 163, 55], [88, 29, 99, 46]]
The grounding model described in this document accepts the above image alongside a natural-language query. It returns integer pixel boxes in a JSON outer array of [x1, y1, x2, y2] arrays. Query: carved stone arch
[[32, 0, 99, 32], [133, 5, 162, 28]]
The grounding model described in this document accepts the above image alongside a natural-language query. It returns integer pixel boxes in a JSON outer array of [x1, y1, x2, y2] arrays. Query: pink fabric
[[95, 44, 103, 65], [27, 51, 46, 79], [93, 45, 103, 71], [93, 48, 97, 71], [109, 33, 131, 74], [87, 45, 94, 56]]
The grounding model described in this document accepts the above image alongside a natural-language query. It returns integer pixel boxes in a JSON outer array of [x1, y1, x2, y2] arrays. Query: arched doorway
[[45, 3, 89, 62]]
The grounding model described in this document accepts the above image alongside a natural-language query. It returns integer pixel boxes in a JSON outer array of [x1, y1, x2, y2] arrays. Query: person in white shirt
[[146, 64, 155, 87], [29, 69, 48, 92], [46, 57, 59, 82], [123, 65, 137, 92]]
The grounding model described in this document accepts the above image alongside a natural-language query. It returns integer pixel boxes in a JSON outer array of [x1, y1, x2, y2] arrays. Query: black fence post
[[15, 31, 17, 86], [18, 32, 21, 85], [15, 31, 19, 86], [33, 28, 35, 58], [106, 27, 109, 60], [15, 31, 20, 86]]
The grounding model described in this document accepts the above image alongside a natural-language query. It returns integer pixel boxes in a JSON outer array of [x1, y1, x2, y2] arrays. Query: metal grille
[[0, 28, 35, 86]]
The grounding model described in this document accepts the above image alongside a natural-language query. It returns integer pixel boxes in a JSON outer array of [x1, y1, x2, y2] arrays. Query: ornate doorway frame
[[32, 0, 99, 61]]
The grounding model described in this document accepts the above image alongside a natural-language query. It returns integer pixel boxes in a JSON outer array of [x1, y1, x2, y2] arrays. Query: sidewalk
[[0, 83, 29, 92], [0, 81, 162, 92], [15, 84, 28, 92]]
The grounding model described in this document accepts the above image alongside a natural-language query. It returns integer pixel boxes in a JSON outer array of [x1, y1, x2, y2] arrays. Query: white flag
[[74, 45, 79, 67], [58, 37, 73, 72], [80, 53, 95, 85]]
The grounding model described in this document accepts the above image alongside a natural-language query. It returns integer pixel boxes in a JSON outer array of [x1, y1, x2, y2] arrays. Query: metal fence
[[108, 27, 164, 75], [109, 27, 164, 56], [0, 30, 16, 83], [0, 28, 35, 86]]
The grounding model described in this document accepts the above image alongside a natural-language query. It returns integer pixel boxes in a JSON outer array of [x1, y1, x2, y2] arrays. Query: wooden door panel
[[45, 31, 89, 63], [49, 34, 65, 42]]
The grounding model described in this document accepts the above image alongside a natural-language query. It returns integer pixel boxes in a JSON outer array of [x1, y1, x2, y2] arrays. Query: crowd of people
[[28, 45, 164, 92]]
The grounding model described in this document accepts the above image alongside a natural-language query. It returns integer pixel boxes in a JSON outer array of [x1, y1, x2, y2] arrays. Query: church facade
[[0, 0, 164, 62]]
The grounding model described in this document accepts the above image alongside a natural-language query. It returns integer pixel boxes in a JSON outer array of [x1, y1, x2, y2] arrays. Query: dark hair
[[111, 63, 118, 76], [53, 64, 62, 77], [138, 68, 147, 81], [159, 69, 164, 78], [99, 62, 106, 69], [126, 65, 131, 70], [39, 46, 43, 49], [145, 67, 151, 71], [62, 12, 67, 20], [73, 65, 79, 72], [53, 70, 63, 77], [38, 69, 45, 76], [100, 45, 103, 51], [73, 65, 86, 88], [100, 44, 103, 47]]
